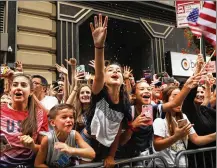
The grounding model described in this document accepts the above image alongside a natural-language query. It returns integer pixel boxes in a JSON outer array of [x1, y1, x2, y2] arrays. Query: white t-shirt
[[40, 96, 59, 111], [152, 114, 195, 167]]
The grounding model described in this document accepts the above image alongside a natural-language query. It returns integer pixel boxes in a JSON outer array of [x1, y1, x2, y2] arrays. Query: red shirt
[[0, 104, 48, 167]]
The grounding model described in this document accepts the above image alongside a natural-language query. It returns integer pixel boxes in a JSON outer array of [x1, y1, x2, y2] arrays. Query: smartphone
[[0, 134, 12, 152], [0, 65, 9, 77], [52, 81, 59, 92], [76, 65, 85, 73], [141, 105, 153, 126], [177, 119, 188, 128]]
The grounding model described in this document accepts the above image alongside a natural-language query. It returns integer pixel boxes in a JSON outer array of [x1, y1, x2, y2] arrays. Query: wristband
[[73, 89, 78, 92], [95, 45, 105, 49]]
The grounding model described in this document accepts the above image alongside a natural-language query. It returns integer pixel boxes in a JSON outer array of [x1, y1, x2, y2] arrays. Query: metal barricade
[[73, 154, 169, 168], [175, 147, 216, 168]]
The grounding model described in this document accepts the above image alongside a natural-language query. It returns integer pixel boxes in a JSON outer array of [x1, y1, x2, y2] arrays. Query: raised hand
[[184, 72, 205, 89], [74, 71, 85, 87], [123, 66, 132, 79], [88, 60, 95, 70], [195, 54, 205, 74], [84, 72, 91, 81], [65, 58, 77, 66], [48, 84, 58, 96], [90, 14, 108, 48], [55, 63, 68, 75], [15, 61, 23, 72]]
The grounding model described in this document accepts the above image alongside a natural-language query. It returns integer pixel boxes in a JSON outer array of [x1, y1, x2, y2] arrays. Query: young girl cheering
[[34, 104, 95, 167], [153, 86, 216, 167], [0, 73, 48, 168], [82, 14, 132, 168]]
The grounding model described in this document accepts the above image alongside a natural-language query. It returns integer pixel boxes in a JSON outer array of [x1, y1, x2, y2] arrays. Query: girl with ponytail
[[0, 73, 48, 168]]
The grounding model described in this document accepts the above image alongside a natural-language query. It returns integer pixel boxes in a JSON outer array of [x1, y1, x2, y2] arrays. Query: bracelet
[[95, 45, 105, 49], [127, 121, 138, 132], [73, 89, 78, 92]]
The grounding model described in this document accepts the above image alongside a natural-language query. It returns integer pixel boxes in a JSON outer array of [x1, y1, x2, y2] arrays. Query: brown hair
[[49, 104, 76, 119], [162, 86, 184, 136], [74, 84, 91, 129], [11, 74, 37, 137]]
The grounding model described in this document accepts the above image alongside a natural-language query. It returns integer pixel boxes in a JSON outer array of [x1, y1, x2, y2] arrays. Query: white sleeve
[[153, 118, 166, 138], [41, 96, 59, 110], [183, 114, 196, 135]]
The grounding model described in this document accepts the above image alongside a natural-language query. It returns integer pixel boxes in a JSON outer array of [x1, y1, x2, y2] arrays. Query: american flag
[[187, 8, 202, 37], [197, 1, 216, 47]]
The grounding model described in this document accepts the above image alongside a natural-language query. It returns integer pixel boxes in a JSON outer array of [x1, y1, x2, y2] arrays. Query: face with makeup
[[10, 76, 32, 104], [79, 86, 91, 104]]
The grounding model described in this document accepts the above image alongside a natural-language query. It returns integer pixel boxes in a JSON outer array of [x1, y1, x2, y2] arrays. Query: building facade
[[0, 1, 190, 83]]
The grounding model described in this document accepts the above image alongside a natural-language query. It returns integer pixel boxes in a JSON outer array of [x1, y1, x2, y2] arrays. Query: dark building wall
[[56, 2, 192, 80]]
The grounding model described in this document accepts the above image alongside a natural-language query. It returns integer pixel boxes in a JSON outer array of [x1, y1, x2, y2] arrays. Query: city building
[[0, 1, 190, 83]]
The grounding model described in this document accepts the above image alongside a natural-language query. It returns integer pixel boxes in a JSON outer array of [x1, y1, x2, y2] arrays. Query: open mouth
[[65, 124, 73, 128], [58, 89, 63, 93], [111, 74, 119, 79], [81, 95, 90, 100], [143, 95, 151, 99], [196, 96, 204, 100], [15, 92, 23, 96]]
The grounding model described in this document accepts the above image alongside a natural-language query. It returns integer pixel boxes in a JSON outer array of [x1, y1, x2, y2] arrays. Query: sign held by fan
[[204, 61, 216, 73]]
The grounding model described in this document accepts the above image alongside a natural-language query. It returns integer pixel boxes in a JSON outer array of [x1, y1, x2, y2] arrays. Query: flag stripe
[[200, 8, 216, 18], [203, 1, 216, 11], [199, 13, 216, 23], [196, 1, 216, 48], [197, 18, 216, 30], [197, 24, 216, 35]]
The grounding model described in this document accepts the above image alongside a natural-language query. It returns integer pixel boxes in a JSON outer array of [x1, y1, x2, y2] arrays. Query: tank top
[[46, 130, 79, 168]]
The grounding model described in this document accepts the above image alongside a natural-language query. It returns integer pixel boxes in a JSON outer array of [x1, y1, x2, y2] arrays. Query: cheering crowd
[[0, 14, 216, 168]]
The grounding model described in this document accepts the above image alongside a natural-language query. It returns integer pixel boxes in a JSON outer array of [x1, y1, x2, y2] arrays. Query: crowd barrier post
[[175, 147, 216, 168]]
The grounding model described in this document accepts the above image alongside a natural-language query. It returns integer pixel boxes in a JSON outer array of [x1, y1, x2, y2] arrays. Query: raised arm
[[162, 73, 203, 112], [201, 78, 211, 106], [123, 66, 133, 94], [194, 54, 204, 75], [55, 63, 69, 102], [65, 58, 77, 90], [66, 72, 84, 105], [90, 14, 108, 94]]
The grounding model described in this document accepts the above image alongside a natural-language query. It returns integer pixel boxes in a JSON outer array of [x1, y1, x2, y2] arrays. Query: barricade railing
[[73, 154, 169, 168], [175, 146, 216, 168]]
